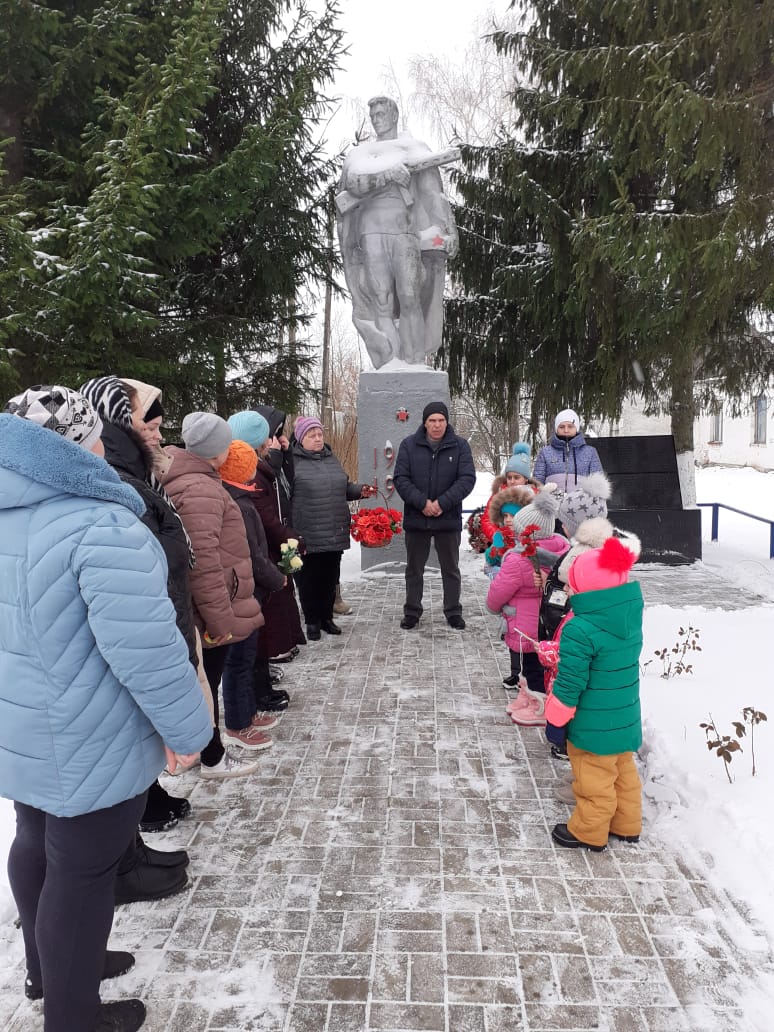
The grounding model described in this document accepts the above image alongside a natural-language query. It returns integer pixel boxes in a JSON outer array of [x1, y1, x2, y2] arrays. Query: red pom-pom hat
[[567, 536, 637, 593]]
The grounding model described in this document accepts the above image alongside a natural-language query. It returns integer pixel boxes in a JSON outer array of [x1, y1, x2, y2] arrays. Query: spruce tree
[[443, 0, 774, 454], [0, 0, 343, 417]]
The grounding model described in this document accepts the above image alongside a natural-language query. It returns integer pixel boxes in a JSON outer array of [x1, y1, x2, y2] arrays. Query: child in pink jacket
[[486, 487, 568, 726]]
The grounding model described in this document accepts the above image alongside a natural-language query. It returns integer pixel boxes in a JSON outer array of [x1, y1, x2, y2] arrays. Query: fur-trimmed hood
[[488, 485, 535, 527], [558, 519, 641, 583], [575, 515, 615, 549]]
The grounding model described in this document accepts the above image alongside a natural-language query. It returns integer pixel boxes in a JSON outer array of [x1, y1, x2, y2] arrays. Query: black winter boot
[[114, 862, 188, 905], [25, 950, 135, 1001], [136, 832, 189, 869], [255, 689, 289, 713], [139, 780, 191, 833], [551, 822, 606, 852], [94, 998, 146, 1032]]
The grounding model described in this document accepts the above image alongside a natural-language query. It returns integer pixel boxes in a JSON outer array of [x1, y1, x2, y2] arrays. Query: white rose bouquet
[[278, 538, 303, 575]]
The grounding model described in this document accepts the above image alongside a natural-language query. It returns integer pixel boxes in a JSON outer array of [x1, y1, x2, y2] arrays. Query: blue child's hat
[[504, 442, 531, 479], [500, 502, 522, 516]]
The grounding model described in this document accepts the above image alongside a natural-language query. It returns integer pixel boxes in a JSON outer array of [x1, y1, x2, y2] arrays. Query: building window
[[709, 406, 723, 444], [753, 395, 768, 445]]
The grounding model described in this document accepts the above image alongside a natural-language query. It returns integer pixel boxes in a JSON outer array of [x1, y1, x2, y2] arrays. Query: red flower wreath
[[350, 507, 403, 548]]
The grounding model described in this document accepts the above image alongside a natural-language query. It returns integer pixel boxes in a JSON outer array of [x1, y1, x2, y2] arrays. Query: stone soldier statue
[[336, 96, 459, 368]]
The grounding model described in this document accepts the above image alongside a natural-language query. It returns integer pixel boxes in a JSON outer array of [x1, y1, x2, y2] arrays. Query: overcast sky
[[325, 1, 483, 150]]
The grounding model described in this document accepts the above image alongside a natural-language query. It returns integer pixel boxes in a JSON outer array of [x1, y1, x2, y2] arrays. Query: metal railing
[[465, 502, 774, 559], [697, 502, 774, 559]]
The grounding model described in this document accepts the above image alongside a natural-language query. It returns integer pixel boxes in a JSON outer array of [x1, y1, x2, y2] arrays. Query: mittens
[[544, 694, 577, 727], [536, 639, 560, 670]]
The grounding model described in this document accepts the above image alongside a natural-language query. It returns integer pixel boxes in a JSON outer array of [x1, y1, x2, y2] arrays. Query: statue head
[[367, 96, 399, 139]]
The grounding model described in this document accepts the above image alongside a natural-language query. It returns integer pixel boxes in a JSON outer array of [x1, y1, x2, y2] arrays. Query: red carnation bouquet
[[516, 522, 543, 572], [350, 506, 403, 548], [485, 526, 515, 566]]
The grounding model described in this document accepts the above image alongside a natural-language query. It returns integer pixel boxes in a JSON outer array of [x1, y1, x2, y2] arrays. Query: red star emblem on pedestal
[[431, 235, 445, 248]]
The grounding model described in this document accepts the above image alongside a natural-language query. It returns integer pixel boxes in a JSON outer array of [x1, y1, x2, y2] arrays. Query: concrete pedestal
[[357, 367, 449, 573]]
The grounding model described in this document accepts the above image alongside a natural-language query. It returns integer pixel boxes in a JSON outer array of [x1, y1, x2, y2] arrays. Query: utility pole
[[320, 185, 335, 429]]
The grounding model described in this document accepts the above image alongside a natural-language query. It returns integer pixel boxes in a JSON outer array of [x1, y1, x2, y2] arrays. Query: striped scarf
[[80, 376, 196, 569]]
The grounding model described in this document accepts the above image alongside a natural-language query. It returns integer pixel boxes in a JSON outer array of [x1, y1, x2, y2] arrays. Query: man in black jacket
[[394, 401, 476, 629]]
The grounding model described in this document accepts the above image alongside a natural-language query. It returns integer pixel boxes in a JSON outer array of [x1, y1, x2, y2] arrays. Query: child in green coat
[[544, 536, 643, 851]]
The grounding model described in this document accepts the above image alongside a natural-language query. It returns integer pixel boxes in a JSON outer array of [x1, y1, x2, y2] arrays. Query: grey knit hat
[[512, 484, 560, 539], [6, 385, 103, 450], [181, 412, 232, 459], [557, 472, 612, 537]]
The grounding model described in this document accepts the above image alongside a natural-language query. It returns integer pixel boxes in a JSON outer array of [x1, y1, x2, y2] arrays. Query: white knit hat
[[555, 409, 580, 431]]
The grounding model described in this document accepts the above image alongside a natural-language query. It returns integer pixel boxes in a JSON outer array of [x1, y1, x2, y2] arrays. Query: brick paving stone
[[408, 953, 445, 1003], [369, 1001, 446, 1030], [1, 555, 772, 1030]]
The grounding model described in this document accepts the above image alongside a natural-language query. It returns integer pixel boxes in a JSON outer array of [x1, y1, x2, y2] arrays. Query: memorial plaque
[[593, 435, 702, 564]]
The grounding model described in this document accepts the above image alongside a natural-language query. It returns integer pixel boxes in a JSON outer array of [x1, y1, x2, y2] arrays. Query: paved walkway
[[2, 554, 773, 1031]]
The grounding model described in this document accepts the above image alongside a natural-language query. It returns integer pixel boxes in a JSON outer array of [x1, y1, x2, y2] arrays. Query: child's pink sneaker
[[511, 687, 547, 727]]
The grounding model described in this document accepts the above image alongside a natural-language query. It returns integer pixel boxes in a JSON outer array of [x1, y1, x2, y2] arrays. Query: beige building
[[595, 389, 774, 472]]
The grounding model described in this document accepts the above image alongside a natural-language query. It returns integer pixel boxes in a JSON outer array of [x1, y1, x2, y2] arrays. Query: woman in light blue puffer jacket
[[0, 388, 212, 1032]]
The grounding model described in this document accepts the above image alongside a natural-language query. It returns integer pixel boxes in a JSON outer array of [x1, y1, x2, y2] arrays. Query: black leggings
[[508, 649, 546, 694], [201, 643, 229, 766], [8, 792, 147, 1032]]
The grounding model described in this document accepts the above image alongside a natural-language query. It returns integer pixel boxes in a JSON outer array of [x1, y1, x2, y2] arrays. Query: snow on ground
[[1, 465, 773, 968], [347, 464, 774, 953]]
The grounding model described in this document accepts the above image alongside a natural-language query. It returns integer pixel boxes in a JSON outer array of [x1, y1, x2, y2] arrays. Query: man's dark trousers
[[403, 529, 462, 620]]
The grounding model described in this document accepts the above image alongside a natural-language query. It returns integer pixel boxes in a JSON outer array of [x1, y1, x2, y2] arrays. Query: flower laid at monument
[[466, 506, 488, 553], [278, 538, 303, 574], [350, 507, 403, 548]]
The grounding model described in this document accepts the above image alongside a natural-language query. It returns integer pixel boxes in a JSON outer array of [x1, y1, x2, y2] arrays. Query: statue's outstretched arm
[[415, 168, 459, 257]]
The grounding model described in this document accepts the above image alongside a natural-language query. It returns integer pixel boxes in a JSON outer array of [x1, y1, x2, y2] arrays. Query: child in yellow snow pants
[[544, 537, 644, 851]]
